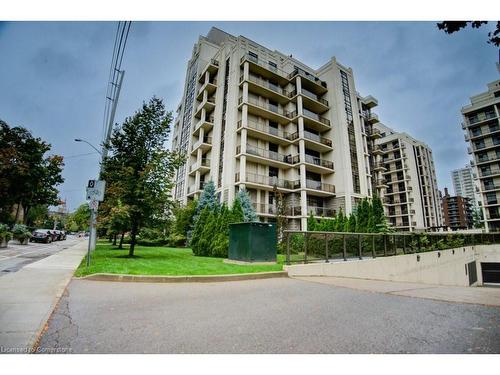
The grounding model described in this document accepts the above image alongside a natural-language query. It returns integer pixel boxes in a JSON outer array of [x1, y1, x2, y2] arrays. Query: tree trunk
[[14, 203, 21, 223], [112, 234, 117, 245], [118, 232, 125, 249], [129, 220, 138, 256]]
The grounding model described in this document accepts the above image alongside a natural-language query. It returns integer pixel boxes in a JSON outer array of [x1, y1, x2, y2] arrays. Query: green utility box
[[228, 222, 277, 262]]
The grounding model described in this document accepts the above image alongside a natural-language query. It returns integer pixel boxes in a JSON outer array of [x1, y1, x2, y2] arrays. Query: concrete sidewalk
[[293, 276, 500, 307], [0, 240, 87, 352]]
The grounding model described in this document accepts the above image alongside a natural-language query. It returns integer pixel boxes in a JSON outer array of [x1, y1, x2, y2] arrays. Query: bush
[[0, 224, 12, 243], [12, 224, 31, 242], [167, 233, 187, 247]]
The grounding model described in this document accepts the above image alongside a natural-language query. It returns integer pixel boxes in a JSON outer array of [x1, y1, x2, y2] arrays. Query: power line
[[100, 21, 132, 153]]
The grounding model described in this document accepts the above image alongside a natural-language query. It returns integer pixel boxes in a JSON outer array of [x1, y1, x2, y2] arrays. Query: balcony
[[303, 179, 336, 196], [480, 169, 500, 178], [193, 115, 214, 136], [372, 145, 383, 155], [288, 130, 333, 152], [189, 158, 210, 175], [187, 181, 206, 196], [362, 95, 378, 109], [238, 96, 293, 125], [240, 53, 289, 85], [236, 144, 296, 168], [194, 96, 216, 119], [295, 108, 331, 132], [368, 128, 382, 139], [482, 184, 500, 192], [467, 111, 497, 125], [287, 67, 327, 95], [236, 120, 292, 145], [289, 89, 329, 114], [475, 156, 500, 166], [253, 203, 302, 217], [305, 206, 335, 217], [235, 172, 299, 191], [191, 136, 212, 155], [373, 162, 387, 171], [198, 59, 219, 83], [383, 198, 409, 205], [241, 74, 290, 104], [473, 140, 500, 152], [302, 154, 334, 174], [196, 78, 217, 101], [375, 179, 389, 187], [365, 112, 379, 125]]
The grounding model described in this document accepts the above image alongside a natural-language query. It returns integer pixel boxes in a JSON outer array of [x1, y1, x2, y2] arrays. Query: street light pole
[[74, 138, 101, 254]]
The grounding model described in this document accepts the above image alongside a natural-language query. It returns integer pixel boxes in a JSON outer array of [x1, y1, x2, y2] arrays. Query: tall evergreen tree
[[236, 188, 257, 222], [231, 198, 245, 223]]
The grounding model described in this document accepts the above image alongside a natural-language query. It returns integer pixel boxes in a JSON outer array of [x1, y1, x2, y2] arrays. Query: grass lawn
[[75, 241, 284, 277]]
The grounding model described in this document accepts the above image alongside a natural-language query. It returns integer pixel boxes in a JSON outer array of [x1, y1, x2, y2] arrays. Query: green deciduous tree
[[0, 120, 64, 224], [101, 97, 184, 256]]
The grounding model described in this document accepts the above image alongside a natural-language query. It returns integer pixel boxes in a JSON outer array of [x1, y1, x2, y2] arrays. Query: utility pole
[[90, 69, 125, 251]]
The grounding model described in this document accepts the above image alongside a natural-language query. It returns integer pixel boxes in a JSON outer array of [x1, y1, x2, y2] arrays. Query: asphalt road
[[39, 277, 500, 354], [0, 236, 81, 276]]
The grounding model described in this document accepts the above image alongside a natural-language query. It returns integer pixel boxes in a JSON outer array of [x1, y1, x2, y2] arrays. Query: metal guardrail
[[283, 230, 500, 265]]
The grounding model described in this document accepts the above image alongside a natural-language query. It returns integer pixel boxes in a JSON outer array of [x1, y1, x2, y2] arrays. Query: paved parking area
[[39, 277, 500, 354], [0, 236, 80, 276]]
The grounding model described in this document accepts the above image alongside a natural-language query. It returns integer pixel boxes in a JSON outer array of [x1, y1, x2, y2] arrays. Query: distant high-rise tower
[[451, 166, 481, 207]]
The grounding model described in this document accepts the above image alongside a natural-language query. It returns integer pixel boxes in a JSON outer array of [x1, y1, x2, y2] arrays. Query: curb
[[77, 270, 288, 283]]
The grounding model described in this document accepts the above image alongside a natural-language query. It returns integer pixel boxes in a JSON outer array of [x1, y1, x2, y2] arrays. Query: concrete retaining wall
[[285, 245, 500, 287]]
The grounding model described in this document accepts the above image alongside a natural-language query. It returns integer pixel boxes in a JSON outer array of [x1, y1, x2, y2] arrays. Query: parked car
[[31, 229, 54, 244]]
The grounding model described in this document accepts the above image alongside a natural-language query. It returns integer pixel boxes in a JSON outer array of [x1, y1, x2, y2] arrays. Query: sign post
[[85, 180, 106, 267]]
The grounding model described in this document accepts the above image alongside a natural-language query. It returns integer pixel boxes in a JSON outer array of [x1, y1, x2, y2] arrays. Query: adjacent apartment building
[[171, 27, 442, 231], [441, 187, 473, 230], [451, 165, 481, 208], [372, 123, 443, 231], [463, 79, 500, 232]]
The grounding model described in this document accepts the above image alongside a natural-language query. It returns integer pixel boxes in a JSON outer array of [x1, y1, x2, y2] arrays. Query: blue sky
[[0, 21, 498, 211]]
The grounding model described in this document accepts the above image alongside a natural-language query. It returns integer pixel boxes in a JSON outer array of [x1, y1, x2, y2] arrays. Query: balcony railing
[[239, 96, 293, 118], [243, 74, 290, 97], [306, 206, 335, 217], [468, 111, 497, 125], [305, 180, 335, 193], [190, 158, 210, 172], [253, 203, 303, 216], [235, 172, 299, 190], [287, 67, 327, 88], [480, 169, 500, 177], [237, 144, 296, 165], [240, 53, 288, 78], [302, 108, 331, 125], [472, 140, 500, 151], [188, 181, 206, 194], [295, 89, 329, 106], [237, 120, 291, 140], [303, 154, 334, 169], [192, 136, 212, 150], [288, 130, 332, 147]]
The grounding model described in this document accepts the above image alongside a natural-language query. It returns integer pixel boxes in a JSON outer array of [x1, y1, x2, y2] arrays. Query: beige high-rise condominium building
[[463, 79, 500, 232], [172, 27, 442, 231], [372, 124, 443, 231]]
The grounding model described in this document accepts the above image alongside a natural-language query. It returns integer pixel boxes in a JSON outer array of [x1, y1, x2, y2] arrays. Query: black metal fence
[[283, 231, 500, 265]]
